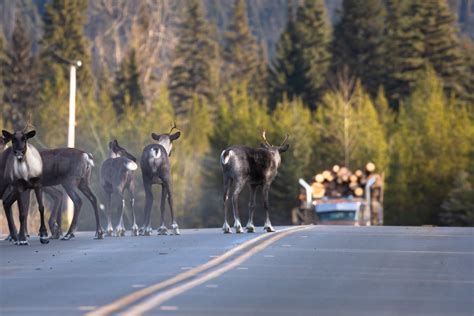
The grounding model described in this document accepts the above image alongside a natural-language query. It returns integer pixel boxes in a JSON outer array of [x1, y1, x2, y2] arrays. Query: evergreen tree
[[110, 49, 145, 116], [269, 0, 332, 110], [37, 0, 91, 146], [251, 41, 269, 102], [1, 13, 39, 130], [268, 4, 305, 109], [168, 0, 218, 116], [439, 171, 474, 226], [294, 0, 332, 108], [384, 0, 425, 109], [40, 0, 92, 91], [410, 0, 466, 99], [460, 37, 474, 106], [222, 0, 259, 85], [332, 0, 386, 96]]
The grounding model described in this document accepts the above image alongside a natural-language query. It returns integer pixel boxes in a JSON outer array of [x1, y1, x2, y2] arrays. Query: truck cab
[[314, 198, 370, 226]]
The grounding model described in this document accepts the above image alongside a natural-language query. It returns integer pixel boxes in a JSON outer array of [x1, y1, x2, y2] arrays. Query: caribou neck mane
[[10, 143, 42, 182]]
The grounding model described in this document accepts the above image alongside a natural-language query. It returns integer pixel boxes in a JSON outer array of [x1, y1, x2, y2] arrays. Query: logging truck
[[292, 162, 384, 226]]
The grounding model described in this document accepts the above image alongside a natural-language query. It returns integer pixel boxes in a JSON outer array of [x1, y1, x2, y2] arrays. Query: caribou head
[[151, 122, 181, 156], [2, 130, 37, 161], [0, 135, 7, 152], [108, 139, 137, 162], [260, 130, 289, 167]]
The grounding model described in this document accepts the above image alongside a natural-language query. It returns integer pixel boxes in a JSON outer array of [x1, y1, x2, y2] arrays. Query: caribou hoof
[[171, 224, 180, 235], [4, 234, 17, 242], [222, 222, 232, 234], [157, 226, 169, 235], [132, 225, 139, 236], [51, 230, 62, 239], [235, 225, 244, 234], [246, 225, 256, 233], [140, 227, 153, 236], [114, 228, 125, 237], [264, 226, 276, 233], [40, 236, 50, 244], [106, 228, 114, 237], [16, 240, 29, 246], [61, 233, 75, 240], [95, 229, 104, 240]]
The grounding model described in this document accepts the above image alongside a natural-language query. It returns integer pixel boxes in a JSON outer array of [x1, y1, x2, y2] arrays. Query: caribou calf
[[1, 129, 49, 245], [140, 123, 181, 236], [101, 140, 138, 237], [220, 131, 289, 233]]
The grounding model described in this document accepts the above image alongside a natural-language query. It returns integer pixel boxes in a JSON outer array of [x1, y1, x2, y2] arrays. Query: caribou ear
[[26, 130, 36, 139], [170, 131, 181, 141], [113, 139, 119, 147], [108, 141, 113, 149], [151, 133, 161, 141], [278, 144, 289, 153], [2, 130, 13, 143]]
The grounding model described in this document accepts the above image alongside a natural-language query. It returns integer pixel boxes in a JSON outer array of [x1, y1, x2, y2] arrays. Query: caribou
[[140, 123, 181, 236], [220, 131, 289, 233], [1, 129, 49, 245], [2, 147, 104, 240], [100, 140, 138, 237]]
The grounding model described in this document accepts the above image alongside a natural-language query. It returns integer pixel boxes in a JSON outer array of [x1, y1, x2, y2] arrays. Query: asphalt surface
[[0, 225, 473, 316]]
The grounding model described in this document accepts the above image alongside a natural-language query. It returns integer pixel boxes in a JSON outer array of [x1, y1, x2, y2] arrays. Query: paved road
[[0, 226, 473, 316]]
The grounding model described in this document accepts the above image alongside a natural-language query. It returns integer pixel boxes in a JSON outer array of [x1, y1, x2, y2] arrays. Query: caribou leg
[[246, 185, 257, 233], [61, 183, 82, 240], [78, 180, 104, 239], [231, 180, 245, 233], [165, 182, 179, 236], [128, 183, 138, 236], [157, 186, 169, 235], [45, 187, 64, 239], [140, 181, 153, 236], [2, 189, 19, 242], [113, 192, 126, 237], [34, 187, 49, 244], [104, 191, 113, 236], [17, 190, 30, 245], [262, 184, 276, 233], [222, 176, 232, 234]]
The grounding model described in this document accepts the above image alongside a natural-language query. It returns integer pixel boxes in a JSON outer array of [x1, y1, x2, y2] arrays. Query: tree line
[[0, 0, 473, 229]]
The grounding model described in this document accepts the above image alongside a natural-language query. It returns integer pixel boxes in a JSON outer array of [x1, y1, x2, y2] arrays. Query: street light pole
[[66, 60, 82, 225]]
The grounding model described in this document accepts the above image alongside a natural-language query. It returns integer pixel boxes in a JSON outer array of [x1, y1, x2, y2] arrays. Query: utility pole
[[52, 52, 82, 226]]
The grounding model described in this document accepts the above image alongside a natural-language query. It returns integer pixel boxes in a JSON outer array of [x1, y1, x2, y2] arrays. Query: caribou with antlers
[[101, 140, 139, 237], [140, 123, 181, 235], [1, 128, 49, 245], [220, 131, 289, 233]]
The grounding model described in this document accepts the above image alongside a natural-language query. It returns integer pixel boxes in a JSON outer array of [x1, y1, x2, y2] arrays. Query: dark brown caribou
[[1, 129, 49, 245], [220, 131, 289, 233], [140, 123, 181, 236], [100, 140, 138, 237]]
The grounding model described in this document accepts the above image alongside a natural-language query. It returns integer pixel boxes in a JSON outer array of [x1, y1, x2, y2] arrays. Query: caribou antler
[[262, 130, 272, 146], [169, 121, 179, 134], [279, 134, 289, 146], [23, 114, 33, 132]]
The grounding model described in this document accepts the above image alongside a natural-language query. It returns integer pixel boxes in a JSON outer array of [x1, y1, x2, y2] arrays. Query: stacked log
[[309, 162, 379, 199]]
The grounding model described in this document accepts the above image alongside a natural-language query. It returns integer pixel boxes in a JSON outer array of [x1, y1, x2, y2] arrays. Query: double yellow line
[[87, 225, 311, 316]]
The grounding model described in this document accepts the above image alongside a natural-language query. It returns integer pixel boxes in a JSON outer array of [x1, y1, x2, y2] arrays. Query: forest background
[[0, 0, 473, 231]]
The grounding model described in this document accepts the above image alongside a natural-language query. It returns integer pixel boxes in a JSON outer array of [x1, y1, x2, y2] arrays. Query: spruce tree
[[36, 0, 92, 146], [384, 0, 425, 109], [268, 4, 305, 109], [2, 13, 39, 130], [332, 0, 386, 96], [251, 41, 269, 102], [222, 0, 259, 85], [269, 0, 331, 110], [40, 0, 92, 91], [111, 49, 145, 116], [168, 0, 218, 116], [410, 0, 466, 99], [294, 0, 332, 108]]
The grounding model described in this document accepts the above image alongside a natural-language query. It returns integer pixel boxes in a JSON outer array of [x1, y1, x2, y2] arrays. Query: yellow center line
[[86, 226, 308, 316], [121, 226, 311, 315]]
